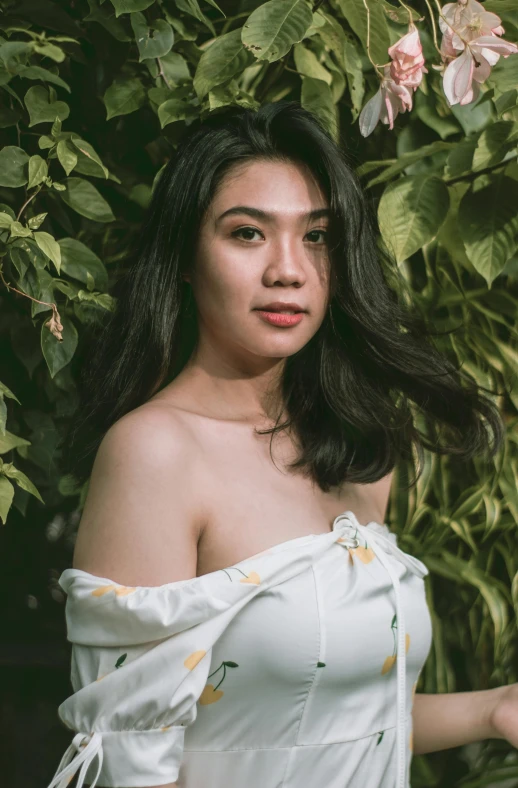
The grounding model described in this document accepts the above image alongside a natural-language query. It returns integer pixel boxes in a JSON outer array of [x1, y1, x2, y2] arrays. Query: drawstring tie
[[47, 731, 103, 788], [332, 511, 427, 788]]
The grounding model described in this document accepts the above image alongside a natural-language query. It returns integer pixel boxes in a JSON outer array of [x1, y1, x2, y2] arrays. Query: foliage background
[[0, 0, 517, 785]]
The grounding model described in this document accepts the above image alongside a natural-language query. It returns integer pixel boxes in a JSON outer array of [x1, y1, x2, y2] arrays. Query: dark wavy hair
[[61, 100, 505, 492]]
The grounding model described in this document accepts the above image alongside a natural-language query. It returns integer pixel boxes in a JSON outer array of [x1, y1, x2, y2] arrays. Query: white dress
[[46, 510, 433, 788]]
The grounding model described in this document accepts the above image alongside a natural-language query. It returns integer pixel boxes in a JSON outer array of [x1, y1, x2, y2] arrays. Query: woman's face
[[186, 158, 331, 370]]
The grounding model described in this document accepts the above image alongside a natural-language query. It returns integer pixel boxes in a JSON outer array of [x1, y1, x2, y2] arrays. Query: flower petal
[[359, 87, 383, 138], [443, 48, 474, 105]]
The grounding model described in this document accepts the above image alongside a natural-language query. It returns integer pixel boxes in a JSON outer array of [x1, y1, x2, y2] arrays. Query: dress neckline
[[63, 511, 389, 593]]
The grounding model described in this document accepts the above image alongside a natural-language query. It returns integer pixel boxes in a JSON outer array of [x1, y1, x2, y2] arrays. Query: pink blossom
[[388, 24, 429, 89], [359, 25, 427, 137], [359, 65, 414, 137], [439, 0, 518, 105]]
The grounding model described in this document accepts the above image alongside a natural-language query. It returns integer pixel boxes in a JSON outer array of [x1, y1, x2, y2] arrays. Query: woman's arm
[[412, 686, 516, 754]]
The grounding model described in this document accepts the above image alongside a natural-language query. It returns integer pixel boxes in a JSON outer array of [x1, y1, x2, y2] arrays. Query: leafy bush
[[0, 0, 517, 784]]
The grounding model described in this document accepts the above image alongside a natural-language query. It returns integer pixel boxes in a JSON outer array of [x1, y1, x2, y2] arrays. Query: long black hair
[[61, 100, 505, 492]]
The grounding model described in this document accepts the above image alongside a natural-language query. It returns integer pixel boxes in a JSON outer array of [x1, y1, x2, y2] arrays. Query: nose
[[263, 234, 308, 288]]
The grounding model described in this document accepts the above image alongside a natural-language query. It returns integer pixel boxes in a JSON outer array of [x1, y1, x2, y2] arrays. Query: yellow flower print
[[336, 533, 375, 564], [381, 614, 411, 675], [199, 684, 225, 705], [184, 650, 207, 670], [409, 726, 413, 753], [199, 660, 239, 705], [91, 584, 136, 597], [239, 570, 261, 584], [220, 567, 261, 584], [91, 584, 116, 597]]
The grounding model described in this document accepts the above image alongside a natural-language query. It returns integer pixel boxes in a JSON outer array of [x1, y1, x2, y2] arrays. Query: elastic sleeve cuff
[[84, 726, 185, 787]]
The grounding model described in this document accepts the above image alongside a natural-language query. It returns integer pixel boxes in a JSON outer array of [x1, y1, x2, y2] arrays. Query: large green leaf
[[24, 85, 69, 126], [377, 175, 450, 264], [41, 313, 78, 378], [130, 12, 175, 61], [58, 238, 108, 290], [103, 76, 147, 120], [0, 146, 29, 187], [300, 76, 338, 140], [293, 43, 332, 84], [242, 0, 314, 63], [59, 177, 115, 223], [458, 174, 518, 287], [110, 0, 155, 16], [335, 0, 391, 68], [194, 28, 255, 99]]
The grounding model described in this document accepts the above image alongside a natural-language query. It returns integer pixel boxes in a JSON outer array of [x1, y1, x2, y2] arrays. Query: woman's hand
[[489, 683, 518, 747]]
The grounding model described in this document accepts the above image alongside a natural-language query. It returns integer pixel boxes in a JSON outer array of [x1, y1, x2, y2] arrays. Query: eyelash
[[231, 227, 328, 244]]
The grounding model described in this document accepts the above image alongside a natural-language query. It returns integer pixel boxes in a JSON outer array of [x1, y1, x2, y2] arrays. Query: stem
[[361, 0, 385, 78], [422, 0, 443, 58], [155, 57, 172, 90], [0, 268, 57, 311], [16, 185, 43, 222], [444, 154, 518, 185]]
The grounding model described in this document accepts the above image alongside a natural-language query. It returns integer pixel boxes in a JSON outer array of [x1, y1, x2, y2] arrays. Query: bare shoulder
[[72, 403, 207, 586]]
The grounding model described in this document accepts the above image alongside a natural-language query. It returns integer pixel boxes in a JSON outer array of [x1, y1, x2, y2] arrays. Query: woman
[[48, 102, 517, 788]]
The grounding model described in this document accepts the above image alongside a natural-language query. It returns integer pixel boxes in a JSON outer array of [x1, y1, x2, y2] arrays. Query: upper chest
[[179, 415, 389, 577]]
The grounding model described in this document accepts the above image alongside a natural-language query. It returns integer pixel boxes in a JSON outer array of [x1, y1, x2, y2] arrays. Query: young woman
[[47, 102, 517, 788]]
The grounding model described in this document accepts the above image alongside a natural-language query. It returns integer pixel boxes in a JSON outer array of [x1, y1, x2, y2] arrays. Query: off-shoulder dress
[[46, 510, 433, 788]]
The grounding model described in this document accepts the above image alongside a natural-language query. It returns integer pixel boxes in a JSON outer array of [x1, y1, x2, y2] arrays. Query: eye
[[305, 229, 328, 244], [232, 227, 328, 243], [231, 227, 264, 242]]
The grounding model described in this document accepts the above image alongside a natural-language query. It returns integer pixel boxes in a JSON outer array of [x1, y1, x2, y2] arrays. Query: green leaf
[[57, 140, 78, 176], [0, 211, 14, 229], [103, 76, 147, 120], [110, 0, 155, 16], [0, 146, 29, 187], [41, 313, 78, 378], [9, 221, 33, 239], [157, 90, 199, 128], [194, 28, 254, 99], [0, 430, 31, 454], [377, 175, 450, 264], [69, 137, 109, 178], [24, 85, 69, 127], [293, 43, 332, 84], [0, 475, 15, 524], [242, 0, 314, 63], [13, 64, 71, 93], [0, 382, 20, 406], [366, 141, 454, 188], [130, 12, 175, 61], [59, 177, 115, 223], [34, 231, 62, 274], [472, 120, 518, 171], [28, 154, 48, 188], [300, 76, 338, 140], [335, 0, 391, 68], [458, 174, 518, 287], [449, 485, 486, 521], [0, 460, 44, 504], [84, 0, 132, 41], [58, 238, 108, 291]]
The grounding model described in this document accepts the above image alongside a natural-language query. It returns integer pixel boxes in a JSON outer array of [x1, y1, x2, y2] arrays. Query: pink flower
[[359, 24, 427, 137], [439, 0, 518, 105], [388, 24, 429, 89], [359, 65, 414, 137]]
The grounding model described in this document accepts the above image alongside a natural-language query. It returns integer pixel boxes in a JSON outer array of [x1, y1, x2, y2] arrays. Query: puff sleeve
[[46, 563, 283, 788]]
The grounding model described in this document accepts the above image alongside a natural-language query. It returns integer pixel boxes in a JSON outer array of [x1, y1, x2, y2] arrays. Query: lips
[[254, 302, 305, 313]]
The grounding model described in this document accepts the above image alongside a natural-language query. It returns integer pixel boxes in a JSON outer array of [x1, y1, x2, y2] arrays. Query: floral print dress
[[47, 510, 433, 788]]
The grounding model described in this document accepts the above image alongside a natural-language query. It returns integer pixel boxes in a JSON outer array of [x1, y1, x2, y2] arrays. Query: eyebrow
[[215, 206, 331, 224]]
